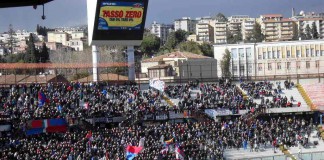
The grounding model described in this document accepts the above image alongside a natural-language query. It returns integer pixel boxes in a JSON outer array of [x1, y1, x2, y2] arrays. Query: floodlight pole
[[127, 46, 135, 81], [92, 45, 99, 82]]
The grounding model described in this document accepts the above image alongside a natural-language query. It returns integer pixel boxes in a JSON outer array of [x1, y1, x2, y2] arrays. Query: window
[[316, 61, 320, 68], [306, 49, 310, 57], [272, 51, 276, 59], [248, 64, 252, 73], [321, 50, 324, 56], [306, 61, 310, 69], [268, 63, 272, 70], [296, 61, 301, 69], [246, 48, 252, 58], [287, 50, 291, 58], [287, 62, 291, 70], [258, 54, 262, 59], [258, 63, 263, 71], [239, 48, 244, 59], [316, 50, 320, 57], [311, 49, 315, 57], [277, 63, 281, 70], [277, 51, 281, 58], [268, 51, 271, 59], [233, 64, 238, 74], [263, 52, 266, 59], [296, 50, 301, 58], [231, 48, 238, 59]]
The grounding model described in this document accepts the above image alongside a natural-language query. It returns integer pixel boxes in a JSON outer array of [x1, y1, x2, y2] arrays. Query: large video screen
[[98, 1, 144, 30], [92, 0, 148, 42]]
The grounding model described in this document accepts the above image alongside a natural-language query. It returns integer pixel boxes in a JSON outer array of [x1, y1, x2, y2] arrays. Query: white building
[[214, 40, 324, 78], [71, 31, 86, 40], [214, 43, 256, 78], [150, 21, 173, 44], [47, 32, 70, 46], [67, 39, 84, 51], [174, 17, 197, 33]]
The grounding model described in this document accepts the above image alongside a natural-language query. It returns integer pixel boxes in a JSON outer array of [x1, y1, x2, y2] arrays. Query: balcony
[[265, 28, 277, 32], [281, 27, 293, 31], [215, 32, 226, 36], [215, 25, 226, 28], [266, 32, 278, 36]]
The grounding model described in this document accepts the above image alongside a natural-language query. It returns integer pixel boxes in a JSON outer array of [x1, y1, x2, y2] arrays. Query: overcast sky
[[0, 0, 323, 32]]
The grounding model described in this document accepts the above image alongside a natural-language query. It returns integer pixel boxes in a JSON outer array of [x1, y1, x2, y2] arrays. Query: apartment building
[[214, 40, 324, 78], [214, 21, 227, 44], [150, 21, 173, 44], [196, 17, 215, 43], [228, 15, 249, 35], [47, 32, 69, 46], [241, 18, 256, 40], [295, 18, 324, 39], [174, 17, 197, 33], [260, 14, 297, 42]]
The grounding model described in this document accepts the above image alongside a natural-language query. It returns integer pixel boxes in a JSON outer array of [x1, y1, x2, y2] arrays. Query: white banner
[[149, 78, 165, 92], [0, 125, 11, 132], [205, 109, 217, 121]]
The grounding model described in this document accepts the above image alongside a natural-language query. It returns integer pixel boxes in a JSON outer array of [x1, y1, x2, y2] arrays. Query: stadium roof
[[0, 0, 53, 8]]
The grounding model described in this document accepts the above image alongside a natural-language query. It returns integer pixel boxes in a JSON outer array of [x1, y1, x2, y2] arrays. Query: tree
[[311, 22, 319, 39], [164, 29, 188, 51], [226, 28, 235, 44], [292, 25, 299, 40], [220, 49, 231, 78], [140, 32, 161, 54], [215, 13, 227, 22], [174, 29, 188, 44], [199, 43, 213, 57], [234, 27, 243, 42], [36, 24, 51, 36], [8, 24, 15, 54], [39, 42, 49, 62], [164, 32, 177, 51], [249, 23, 264, 42], [305, 24, 312, 40], [177, 41, 202, 55], [25, 33, 38, 63], [298, 26, 306, 40]]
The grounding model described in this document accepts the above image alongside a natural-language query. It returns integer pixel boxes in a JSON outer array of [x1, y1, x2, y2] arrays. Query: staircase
[[282, 87, 308, 108], [296, 84, 317, 110]]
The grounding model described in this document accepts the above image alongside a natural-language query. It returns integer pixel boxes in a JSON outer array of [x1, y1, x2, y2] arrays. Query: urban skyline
[[0, 0, 323, 32]]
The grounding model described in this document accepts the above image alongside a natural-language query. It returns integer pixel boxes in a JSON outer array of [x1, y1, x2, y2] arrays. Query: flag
[[164, 138, 173, 147], [84, 102, 89, 110], [38, 91, 48, 107], [126, 146, 143, 160], [160, 147, 168, 155], [57, 105, 62, 112], [26, 118, 67, 136], [175, 144, 185, 160], [102, 90, 108, 96]]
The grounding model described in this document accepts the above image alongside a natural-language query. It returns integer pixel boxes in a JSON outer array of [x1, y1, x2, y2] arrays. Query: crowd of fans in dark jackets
[[240, 80, 301, 108], [0, 80, 317, 160]]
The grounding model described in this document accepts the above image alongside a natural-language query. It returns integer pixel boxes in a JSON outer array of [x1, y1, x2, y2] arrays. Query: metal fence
[[245, 151, 324, 160], [0, 62, 323, 86]]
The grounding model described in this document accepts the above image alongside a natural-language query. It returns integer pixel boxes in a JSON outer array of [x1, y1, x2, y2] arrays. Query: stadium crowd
[[0, 80, 316, 160]]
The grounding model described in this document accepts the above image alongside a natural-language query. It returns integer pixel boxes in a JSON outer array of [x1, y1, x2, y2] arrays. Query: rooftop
[[142, 51, 211, 62], [261, 14, 283, 18]]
